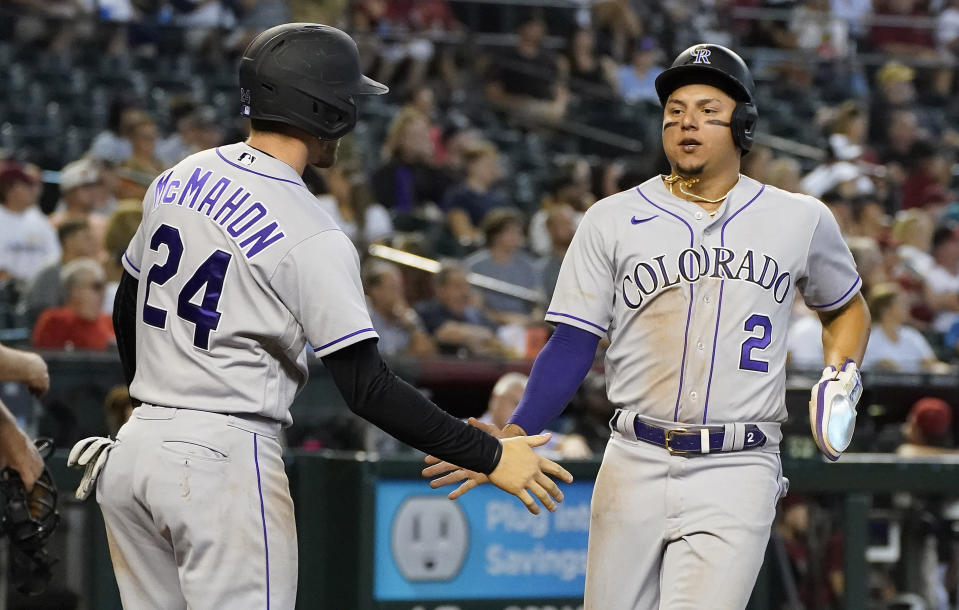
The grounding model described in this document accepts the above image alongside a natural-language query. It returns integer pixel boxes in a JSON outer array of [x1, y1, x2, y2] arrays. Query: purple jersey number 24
[[739, 314, 771, 373], [142, 223, 232, 350]]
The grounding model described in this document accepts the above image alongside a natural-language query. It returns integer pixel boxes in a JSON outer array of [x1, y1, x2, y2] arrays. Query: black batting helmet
[[654, 44, 758, 152], [239, 23, 388, 140]]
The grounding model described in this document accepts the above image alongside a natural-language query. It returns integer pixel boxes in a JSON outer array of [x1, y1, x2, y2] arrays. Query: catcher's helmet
[[654, 44, 758, 152], [239, 23, 388, 140]]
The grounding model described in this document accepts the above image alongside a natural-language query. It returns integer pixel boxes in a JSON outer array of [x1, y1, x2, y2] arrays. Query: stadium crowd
[[2, 0, 959, 606]]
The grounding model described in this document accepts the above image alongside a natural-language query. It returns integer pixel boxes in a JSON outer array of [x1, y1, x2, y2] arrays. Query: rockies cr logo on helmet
[[691, 47, 712, 64]]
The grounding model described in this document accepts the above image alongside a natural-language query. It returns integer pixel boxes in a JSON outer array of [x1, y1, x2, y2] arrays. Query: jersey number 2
[[739, 314, 771, 373], [142, 224, 232, 350]]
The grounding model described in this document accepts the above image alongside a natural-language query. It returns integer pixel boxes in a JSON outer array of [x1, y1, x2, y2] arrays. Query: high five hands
[[422, 418, 573, 515]]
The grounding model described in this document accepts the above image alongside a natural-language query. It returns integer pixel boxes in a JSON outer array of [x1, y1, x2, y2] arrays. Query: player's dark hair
[[481, 208, 525, 246], [250, 118, 300, 137], [57, 219, 90, 245]]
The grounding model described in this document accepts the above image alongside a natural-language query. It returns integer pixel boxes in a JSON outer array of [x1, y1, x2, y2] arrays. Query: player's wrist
[[502, 423, 527, 438]]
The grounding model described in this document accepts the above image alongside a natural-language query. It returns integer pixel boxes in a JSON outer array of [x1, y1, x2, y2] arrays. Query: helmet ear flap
[[731, 102, 758, 152]]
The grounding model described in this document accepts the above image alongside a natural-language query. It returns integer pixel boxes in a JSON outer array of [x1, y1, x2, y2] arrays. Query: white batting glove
[[67, 437, 116, 500], [809, 359, 862, 461]]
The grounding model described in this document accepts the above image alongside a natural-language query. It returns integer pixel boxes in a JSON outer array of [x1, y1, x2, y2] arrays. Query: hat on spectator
[[908, 397, 952, 441], [0, 160, 39, 188], [876, 62, 914, 87], [60, 159, 100, 192]]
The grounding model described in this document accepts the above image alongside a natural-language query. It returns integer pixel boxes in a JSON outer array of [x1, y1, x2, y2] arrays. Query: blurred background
[[2, 0, 959, 608]]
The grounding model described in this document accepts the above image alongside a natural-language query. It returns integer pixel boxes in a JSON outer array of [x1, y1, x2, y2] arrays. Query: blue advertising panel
[[373, 479, 593, 601]]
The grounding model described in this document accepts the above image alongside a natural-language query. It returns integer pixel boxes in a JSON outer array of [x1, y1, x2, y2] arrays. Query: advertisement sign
[[374, 479, 593, 601]]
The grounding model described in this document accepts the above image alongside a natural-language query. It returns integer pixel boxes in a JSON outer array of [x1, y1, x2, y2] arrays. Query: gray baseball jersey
[[122, 142, 378, 425], [546, 174, 859, 426]]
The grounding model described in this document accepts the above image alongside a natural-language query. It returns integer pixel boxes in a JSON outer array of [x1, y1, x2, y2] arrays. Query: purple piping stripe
[[809, 276, 862, 310], [636, 186, 694, 421], [215, 148, 304, 187], [545, 311, 607, 333], [703, 185, 766, 423], [774, 453, 783, 506], [816, 379, 840, 461], [313, 328, 376, 352], [123, 252, 140, 273], [254, 434, 271, 609]]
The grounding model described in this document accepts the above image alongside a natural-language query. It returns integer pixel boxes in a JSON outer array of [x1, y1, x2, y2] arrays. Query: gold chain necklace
[[663, 173, 737, 204]]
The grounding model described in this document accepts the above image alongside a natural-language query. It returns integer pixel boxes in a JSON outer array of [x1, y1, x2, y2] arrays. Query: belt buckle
[[664, 428, 690, 454]]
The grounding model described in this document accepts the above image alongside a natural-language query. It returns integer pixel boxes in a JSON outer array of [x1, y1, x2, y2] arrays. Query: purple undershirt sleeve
[[507, 323, 600, 435]]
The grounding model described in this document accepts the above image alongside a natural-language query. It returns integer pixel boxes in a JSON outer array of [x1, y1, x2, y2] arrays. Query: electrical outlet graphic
[[390, 496, 469, 581]]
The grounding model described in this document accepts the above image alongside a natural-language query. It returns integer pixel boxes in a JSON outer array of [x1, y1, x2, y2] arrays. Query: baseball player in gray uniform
[[67, 23, 572, 610], [425, 44, 870, 608]]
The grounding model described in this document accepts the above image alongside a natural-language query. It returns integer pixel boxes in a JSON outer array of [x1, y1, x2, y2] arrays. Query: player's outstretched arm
[[423, 323, 597, 498], [321, 339, 573, 513]]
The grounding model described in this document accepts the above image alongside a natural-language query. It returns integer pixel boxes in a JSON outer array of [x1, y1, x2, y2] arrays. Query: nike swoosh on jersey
[[630, 215, 658, 225]]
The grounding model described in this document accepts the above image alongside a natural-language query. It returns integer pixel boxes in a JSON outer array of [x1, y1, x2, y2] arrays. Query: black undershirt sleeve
[[112, 270, 138, 388], [321, 339, 503, 474]]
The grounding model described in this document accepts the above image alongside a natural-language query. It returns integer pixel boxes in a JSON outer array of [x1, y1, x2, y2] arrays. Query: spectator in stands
[[848, 196, 889, 241], [529, 158, 595, 257], [617, 37, 665, 104], [765, 157, 803, 193], [539, 204, 576, 302], [156, 104, 223, 167], [872, 64, 921, 155], [50, 158, 108, 255], [775, 494, 836, 608], [940, 0, 959, 58], [368, 0, 458, 95], [465, 209, 543, 323], [403, 86, 444, 160], [32, 258, 114, 351], [828, 100, 878, 164], [472, 372, 592, 459], [484, 13, 569, 122], [896, 397, 955, 456], [415, 263, 504, 357], [862, 282, 945, 373], [102, 201, 142, 315], [923, 227, 959, 335], [791, 0, 849, 58], [315, 164, 393, 248], [592, 0, 642, 63], [121, 114, 165, 179], [372, 107, 449, 222], [441, 141, 506, 249], [0, 162, 59, 286], [901, 140, 953, 212], [894, 209, 936, 278], [559, 28, 618, 100], [870, 0, 937, 58], [361, 260, 436, 358], [23, 220, 96, 325], [88, 100, 141, 164]]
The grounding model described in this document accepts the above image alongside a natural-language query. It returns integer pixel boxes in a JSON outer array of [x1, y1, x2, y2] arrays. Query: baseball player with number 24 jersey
[[67, 23, 572, 610], [426, 44, 870, 609]]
